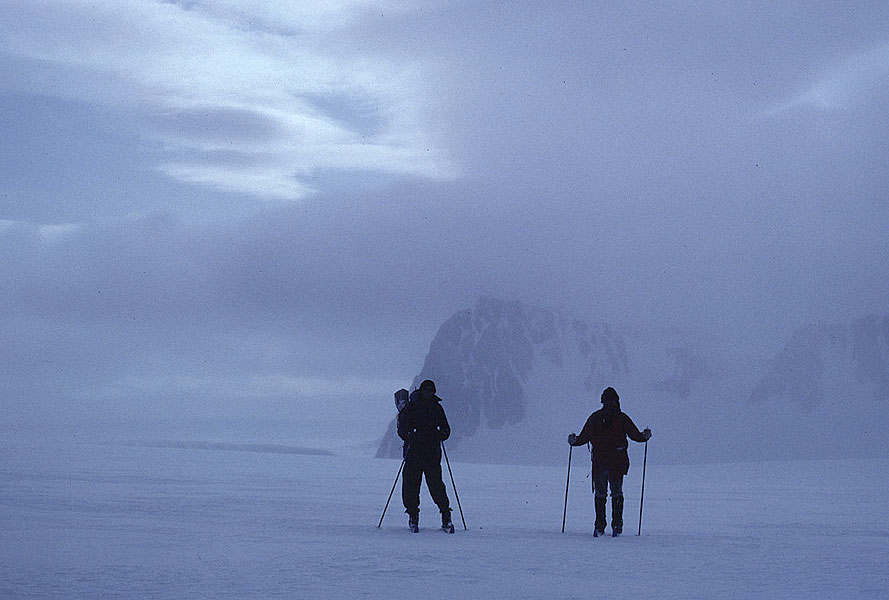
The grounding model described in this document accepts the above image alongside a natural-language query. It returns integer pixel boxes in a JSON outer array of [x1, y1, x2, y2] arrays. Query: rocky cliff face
[[750, 313, 889, 408], [377, 299, 889, 465], [376, 297, 635, 463]]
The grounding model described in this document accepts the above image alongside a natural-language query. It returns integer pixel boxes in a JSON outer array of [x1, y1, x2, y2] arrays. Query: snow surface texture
[[377, 298, 889, 465], [2, 441, 887, 599]]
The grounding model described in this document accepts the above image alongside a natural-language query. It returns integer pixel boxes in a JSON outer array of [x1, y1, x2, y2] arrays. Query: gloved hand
[[567, 433, 577, 445], [642, 428, 652, 441]]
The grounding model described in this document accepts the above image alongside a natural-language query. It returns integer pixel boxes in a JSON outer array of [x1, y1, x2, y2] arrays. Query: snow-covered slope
[[751, 314, 889, 407], [378, 298, 889, 465], [376, 297, 636, 464]]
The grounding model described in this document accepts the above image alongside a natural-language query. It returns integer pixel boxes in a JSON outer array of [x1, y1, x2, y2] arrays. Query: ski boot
[[408, 511, 419, 533], [441, 509, 455, 534], [594, 496, 607, 538]]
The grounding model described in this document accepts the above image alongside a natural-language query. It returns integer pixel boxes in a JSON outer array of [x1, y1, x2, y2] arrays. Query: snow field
[[1, 442, 887, 599]]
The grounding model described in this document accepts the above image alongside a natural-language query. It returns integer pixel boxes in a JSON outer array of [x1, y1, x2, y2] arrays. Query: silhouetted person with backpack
[[398, 379, 454, 533], [569, 387, 651, 537]]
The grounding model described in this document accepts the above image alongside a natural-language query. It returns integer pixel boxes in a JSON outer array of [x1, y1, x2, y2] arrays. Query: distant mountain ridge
[[751, 314, 889, 409], [378, 297, 655, 464], [377, 298, 889, 464]]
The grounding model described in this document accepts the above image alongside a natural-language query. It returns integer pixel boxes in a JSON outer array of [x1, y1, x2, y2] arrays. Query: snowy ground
[[2, 440, 887, 599]]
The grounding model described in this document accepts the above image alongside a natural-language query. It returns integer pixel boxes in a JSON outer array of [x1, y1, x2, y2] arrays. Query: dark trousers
[[593, 468, 624, 499], [402, 459, 450, 516], [593, 468, 625, 532]]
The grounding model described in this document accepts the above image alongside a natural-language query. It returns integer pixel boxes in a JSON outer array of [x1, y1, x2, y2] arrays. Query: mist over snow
[[3, 442, 888, 599], [3, 4, 889, 597], [2, 3, 888, 462], [378, 298, 889, 465]]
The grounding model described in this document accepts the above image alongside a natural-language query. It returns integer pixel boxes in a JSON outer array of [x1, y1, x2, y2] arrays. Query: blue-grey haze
[[2, 2, 887, 454]]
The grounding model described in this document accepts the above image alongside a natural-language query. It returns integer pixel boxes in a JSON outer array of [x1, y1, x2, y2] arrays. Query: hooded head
[[419, 379, 436, 400], [601, 387, 620, 412]]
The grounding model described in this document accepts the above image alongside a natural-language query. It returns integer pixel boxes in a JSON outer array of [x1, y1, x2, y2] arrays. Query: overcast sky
[[3, 1, 888, 445]]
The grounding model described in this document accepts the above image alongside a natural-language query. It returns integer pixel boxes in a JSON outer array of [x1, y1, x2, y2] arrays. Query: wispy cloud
[[1, 0, 457, 201], [0, 218, 80, 243], [91, 373, 406, 401], [767, 42, 889, 116], [38, 223, 81, 244], [157, 161, 317, 202]]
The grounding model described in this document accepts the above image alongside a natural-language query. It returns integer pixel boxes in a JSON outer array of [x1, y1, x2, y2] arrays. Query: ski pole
[[441, 442, 467, 530], [561, 444, 573, 533], [637, 440, 648, 536], [377, 458, 405, 528]]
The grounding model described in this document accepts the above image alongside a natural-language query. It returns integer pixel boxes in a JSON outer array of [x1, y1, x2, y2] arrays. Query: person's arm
[[624, 414, 651, 442], [437, 403, 450, 442], [569, 414, 596, 446]]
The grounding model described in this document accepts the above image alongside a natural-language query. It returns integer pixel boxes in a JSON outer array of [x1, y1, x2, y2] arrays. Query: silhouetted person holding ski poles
[[568, 387, 651, 537], [398, 379, 454, 533]]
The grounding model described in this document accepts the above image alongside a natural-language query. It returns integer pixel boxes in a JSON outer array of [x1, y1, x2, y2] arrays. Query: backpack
[[394, 388, 410, 413]]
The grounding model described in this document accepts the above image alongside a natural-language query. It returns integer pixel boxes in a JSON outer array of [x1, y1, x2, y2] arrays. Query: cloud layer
[[2, 2, 888, 447], [2, 0, 456, 201]]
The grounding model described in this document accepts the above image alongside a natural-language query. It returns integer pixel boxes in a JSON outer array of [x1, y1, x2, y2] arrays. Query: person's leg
[[609, 474, 624, 535], [401, 461, 422, 520], [593, 468, 609, 534], [423, 461, 451, 516]]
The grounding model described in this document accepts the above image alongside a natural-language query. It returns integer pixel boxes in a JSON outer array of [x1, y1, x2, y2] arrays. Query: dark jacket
[[572, 407, 646, 476], [397, 390, 450, 464]]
